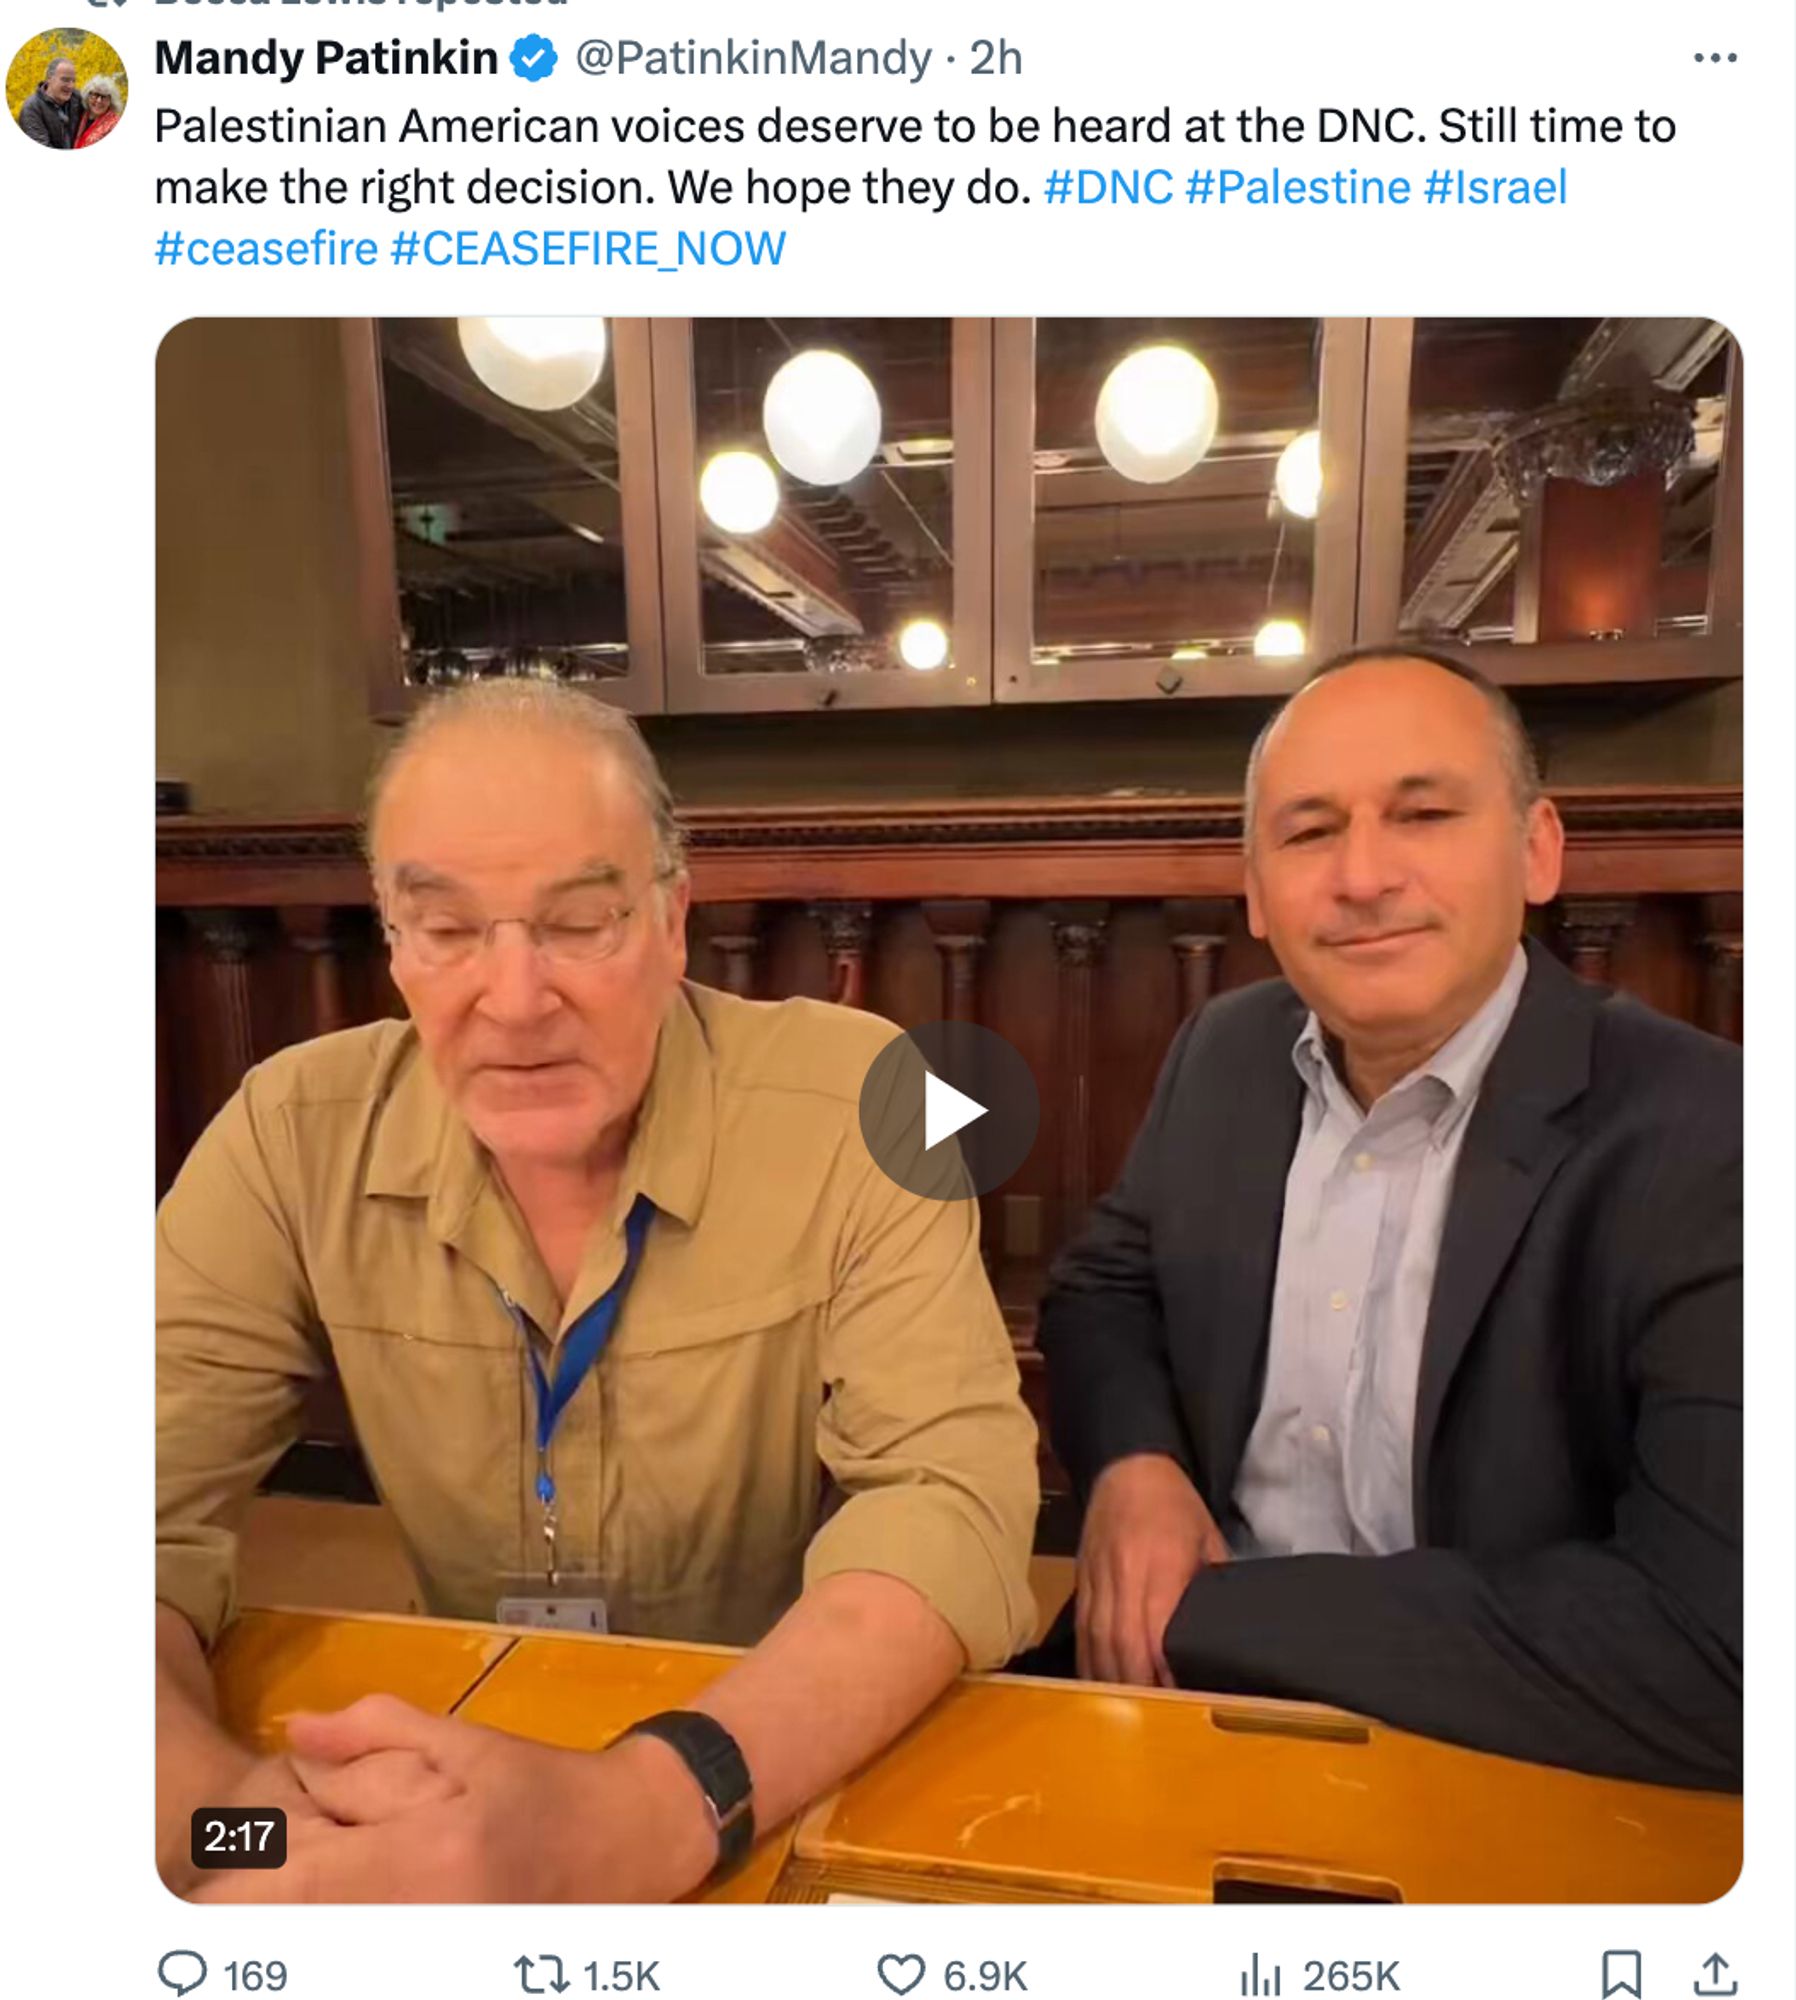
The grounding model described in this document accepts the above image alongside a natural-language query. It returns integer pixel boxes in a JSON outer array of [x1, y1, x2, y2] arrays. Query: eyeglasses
[[384, 877, 673, 972]]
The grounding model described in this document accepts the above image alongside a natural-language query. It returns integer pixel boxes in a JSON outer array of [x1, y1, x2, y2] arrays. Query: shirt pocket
[[611, 1275, 824, 1357], [313, 1261, 517, 1351]]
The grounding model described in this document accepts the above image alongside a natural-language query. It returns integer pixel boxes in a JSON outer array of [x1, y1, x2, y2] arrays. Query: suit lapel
[[1205, 996, 1306, 1508], [1411, 943, 1598, 1533]]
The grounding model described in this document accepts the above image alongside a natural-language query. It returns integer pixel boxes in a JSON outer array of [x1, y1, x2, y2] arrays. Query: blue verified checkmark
[[509, 33, 557, 81]]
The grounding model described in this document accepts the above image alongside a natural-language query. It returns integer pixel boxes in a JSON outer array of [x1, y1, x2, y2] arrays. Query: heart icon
[[877, 1956, 926, 1997]]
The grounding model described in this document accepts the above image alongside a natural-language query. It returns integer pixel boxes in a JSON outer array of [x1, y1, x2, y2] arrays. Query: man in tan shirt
[[157, 680, 1039, 1901]]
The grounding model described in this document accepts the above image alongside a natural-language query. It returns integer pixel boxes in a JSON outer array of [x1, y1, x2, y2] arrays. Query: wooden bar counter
[[212, 1608, 1740, 1905]]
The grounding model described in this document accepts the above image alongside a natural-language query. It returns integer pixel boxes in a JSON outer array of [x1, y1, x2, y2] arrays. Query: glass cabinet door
[[994, 318, 1370, 702], [1366, 317, 1742, 686], [369, 316, 665, 715], [653, 318, 991, 712]]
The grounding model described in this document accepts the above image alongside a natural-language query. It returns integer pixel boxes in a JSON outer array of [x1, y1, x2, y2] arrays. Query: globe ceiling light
[[457, 316, 608, 412], [699, 448, 780, 535], [1254, 617, 1307, 660], [1274, 428, 1324, 519], [762, 349, 882, 486], [1094, 344, 1220, 485], [897, 617, 950, 671]]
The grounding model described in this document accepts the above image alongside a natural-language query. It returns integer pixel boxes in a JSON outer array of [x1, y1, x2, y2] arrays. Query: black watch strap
[[623, 1710, 756, 1878]]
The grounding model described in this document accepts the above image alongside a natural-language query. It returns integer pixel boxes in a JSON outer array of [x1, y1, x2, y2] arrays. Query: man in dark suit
[[1035, 646, 1741, 1791], [18, 57, 84, 147]]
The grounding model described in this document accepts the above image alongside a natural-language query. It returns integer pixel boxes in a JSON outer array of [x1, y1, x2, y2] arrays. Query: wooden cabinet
[[358, 317, 1742, 718], [1377, 316, 1743, 689], [368, 316, 666, 715], [995, 317, 1368, 702], [650, 317, 993, 712]]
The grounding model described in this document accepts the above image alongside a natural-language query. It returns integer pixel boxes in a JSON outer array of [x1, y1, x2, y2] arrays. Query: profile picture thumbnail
[[8, 26, 126, 150]]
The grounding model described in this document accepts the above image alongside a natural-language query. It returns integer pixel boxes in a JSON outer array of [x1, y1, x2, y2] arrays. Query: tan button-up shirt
[[157, 983, 1040, 1667]]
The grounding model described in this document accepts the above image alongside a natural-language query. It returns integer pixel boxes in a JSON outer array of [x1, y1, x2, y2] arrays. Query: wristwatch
[[622, 1710, 756, 1879]]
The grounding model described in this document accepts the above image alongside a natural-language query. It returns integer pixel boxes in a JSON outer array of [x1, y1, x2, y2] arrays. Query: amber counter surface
[[211, 1608, 1740, 1905]]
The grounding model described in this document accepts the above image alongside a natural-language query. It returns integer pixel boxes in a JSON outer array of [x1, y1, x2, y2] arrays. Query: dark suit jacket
[[18, 84, 80, 148], [1036, 940, 1742, 1791]]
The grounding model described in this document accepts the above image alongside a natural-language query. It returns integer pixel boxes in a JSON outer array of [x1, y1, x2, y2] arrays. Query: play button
[[858, 1020, 1041, 1202], [924, 1070, 986, 1151]]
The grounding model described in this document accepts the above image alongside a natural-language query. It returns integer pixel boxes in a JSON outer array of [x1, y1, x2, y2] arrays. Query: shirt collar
[[363, 982, 717, 1234], [617, 983, 715, 1230], [1291, 942, 1529, 1139], [362, 1025, 470, 1215]]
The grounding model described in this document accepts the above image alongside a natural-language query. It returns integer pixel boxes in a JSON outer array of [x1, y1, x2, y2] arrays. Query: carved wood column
[[279, 905, 350, 1038], [810, 902, 874, 1009], [187, 908, 259, 1109], [1048, 902, 1108, 1236], [705, 903, 764, 999], [1163, 898, 1233, 1020], [1558, 898, 1636, 985], [921, 900, 992, 1023], [156, 917, 181, 1198], [372, 947, 407, 1021], [1700, 893, 1743, 1044]]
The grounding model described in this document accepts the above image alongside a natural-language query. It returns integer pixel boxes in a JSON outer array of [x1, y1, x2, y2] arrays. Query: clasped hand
[[183, 1698, 716, 1903], [1075, 1452, 1230, 1687]]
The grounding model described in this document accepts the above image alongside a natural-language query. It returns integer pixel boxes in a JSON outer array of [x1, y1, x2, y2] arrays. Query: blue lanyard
[[504, 1192, 655, 1516]]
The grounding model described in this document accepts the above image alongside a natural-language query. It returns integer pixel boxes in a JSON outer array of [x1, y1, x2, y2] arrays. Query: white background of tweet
[[0, 0, 1785, 1991]]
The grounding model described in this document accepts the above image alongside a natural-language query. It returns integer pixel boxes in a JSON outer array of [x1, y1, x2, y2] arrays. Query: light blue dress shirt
[[1232, 945, 1528, 1557]]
